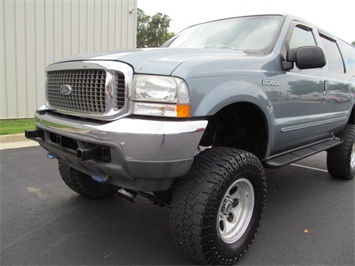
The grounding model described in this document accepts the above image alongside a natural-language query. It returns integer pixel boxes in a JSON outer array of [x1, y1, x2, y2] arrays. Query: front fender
[[189, 77, 277, 158], [191, 79, 274, 118]]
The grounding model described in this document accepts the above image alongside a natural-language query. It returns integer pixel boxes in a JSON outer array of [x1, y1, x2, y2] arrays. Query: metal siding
[[1, 0, 137, 119], [71, 0, 79, 56], [0, 0, 7, 118], [54, 1, 63, 61], [102, 0, 109, 52], [79, 0, 88, 54], [35, 2, 46, 107], [44, 1, 55, 67], [121, 0, 128, 48], [3, 1, 17, 118], [26, 1, 37, 116], [15, 0, 27, 118], [63, 1, 72, 59], [108, 0, 116, 51], [114, 1, 123, 48]]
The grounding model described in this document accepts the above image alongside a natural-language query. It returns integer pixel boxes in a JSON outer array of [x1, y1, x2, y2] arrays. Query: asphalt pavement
[[0, 144, 354, 265]]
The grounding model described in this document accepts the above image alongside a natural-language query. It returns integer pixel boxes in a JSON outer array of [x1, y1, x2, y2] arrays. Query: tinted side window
[[289, 26, 316, 49], [320, 35, 345, 74], [338, 40, 355, 77]]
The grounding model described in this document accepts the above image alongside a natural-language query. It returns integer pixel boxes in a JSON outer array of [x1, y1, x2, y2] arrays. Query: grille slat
[[47, 69, 125, 115], [115, 72, 125, 109]]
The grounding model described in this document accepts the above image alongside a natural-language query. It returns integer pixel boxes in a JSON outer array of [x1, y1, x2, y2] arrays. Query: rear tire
[[58, 161, 119, 199], [327, 124, 355, 180], [170, 147, 266, 265]]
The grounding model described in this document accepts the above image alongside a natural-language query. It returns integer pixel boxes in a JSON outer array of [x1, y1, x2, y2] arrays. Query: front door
[[273, 23, 328, 154]]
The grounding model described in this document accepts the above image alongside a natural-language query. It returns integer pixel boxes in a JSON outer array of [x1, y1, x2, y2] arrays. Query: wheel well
[[199, 103, 268, 159]]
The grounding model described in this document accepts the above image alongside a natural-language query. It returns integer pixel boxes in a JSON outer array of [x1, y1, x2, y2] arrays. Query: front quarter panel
[[186, 75, 278, 157], [189, 77, 274, 117]]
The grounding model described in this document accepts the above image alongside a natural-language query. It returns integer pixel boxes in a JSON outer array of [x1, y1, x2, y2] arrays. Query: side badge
[[262, 79, 279, 86]]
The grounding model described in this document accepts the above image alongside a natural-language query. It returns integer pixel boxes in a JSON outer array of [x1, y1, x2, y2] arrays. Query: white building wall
[[0, 0, 137, 119]]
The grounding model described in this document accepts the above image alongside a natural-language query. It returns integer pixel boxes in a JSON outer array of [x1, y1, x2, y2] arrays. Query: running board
[[264, 138, 342, 168]]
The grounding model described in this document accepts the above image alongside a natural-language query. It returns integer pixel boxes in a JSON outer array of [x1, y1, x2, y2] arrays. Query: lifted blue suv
[[26, 14, 354, 265]]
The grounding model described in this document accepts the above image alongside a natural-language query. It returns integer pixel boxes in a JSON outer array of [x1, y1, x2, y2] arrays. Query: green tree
[[137, 8, 174, 48], [352, 41, 355, 46]]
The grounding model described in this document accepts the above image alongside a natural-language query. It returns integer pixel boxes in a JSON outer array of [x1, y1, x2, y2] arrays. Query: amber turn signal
[[177, 105, 190, 118]]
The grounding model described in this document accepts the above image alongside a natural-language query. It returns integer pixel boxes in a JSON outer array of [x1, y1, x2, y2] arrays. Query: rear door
[[318, 34, 352, 125]]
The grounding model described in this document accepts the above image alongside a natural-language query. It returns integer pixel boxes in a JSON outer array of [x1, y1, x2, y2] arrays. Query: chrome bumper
[[28, 110, 208, 191]]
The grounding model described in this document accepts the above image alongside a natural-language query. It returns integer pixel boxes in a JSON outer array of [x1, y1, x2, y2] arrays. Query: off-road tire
[[170, 147, 266, 265], [58, 161, 119, 199], [327, 124, 355, 180]]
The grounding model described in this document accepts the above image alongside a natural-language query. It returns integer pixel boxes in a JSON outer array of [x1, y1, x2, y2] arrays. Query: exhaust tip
[[117, 188, 137, 202]]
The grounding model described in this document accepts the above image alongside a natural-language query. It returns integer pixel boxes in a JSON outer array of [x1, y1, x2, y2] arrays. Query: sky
[[137, 0, 354, 44]]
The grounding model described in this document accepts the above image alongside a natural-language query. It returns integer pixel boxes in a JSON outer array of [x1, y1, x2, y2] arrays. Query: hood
[[54, 48, 248, 76]]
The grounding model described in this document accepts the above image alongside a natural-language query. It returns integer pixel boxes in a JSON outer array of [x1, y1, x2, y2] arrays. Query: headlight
[[131, 75, 190, 118]]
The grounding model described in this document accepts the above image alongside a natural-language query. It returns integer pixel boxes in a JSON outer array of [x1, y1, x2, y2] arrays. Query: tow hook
[[25, 129, 44, 140]]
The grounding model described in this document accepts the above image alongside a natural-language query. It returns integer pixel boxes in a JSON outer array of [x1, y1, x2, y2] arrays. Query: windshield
[[163, 15, 283, 54]]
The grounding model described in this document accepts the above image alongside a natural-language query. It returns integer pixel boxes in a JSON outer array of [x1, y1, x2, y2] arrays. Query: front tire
[[170, 147, 266, 265], [58, 161, 119, 199], [327, 124, 355, 180]]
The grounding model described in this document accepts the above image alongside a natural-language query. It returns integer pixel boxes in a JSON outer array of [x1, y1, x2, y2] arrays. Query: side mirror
[[284, 46, 326, 70]]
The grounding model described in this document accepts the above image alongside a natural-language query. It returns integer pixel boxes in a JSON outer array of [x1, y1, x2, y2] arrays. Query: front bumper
[[27, 111, 208, 191]]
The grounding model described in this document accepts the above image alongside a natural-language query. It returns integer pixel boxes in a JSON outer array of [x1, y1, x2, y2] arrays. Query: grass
[[0, 118, 35, 135]]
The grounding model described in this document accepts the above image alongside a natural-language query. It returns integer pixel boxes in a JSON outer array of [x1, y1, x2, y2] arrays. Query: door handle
[[323, 80, 328, 95]]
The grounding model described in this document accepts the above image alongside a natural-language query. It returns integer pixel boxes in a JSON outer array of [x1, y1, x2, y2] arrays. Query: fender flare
[[193, 80, 276, 158]]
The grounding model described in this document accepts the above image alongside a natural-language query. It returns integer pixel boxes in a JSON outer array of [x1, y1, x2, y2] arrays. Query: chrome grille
[[115, 72, 125, 109], [47, 70, 125, 115]]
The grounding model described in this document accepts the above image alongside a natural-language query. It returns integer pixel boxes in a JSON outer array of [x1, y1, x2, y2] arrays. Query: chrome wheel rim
[[217, 178, 255, 244], [351, 142, 355, 169]]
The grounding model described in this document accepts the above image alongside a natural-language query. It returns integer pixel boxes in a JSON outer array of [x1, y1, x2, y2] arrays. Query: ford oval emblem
[[59, 84, 72, 95]]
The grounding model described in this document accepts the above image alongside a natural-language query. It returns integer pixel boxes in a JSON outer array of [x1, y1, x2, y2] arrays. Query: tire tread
[[170, 147, 266, 265], [58, 161, 118, 199], [327, 124, 355, 180]]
